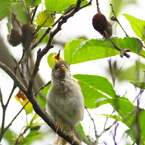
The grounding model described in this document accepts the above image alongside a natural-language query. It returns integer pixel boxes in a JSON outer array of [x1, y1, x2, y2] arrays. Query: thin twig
[[0, 83, 16, 141], [112, 123, 119, 145], [0, 88, 4, 107], [35, 81, 51, 96], [0, 61, 27, 93], [110, 4, 129, 37], [104, 31, 130, 58], [85, 107, 98, 141], [14, 124, 29, 145], [31, 6, 38, 24], [0, 89, 5, 141], [108, 59, 115, 86], [6, 83, 16, 107], [96, 0, 100, 13], [0, 0, 92, 144], [28, 0, 92, 92], [135, 98, 141, 145], [98, 121, 116, 138], [4, 101, 29, 134]]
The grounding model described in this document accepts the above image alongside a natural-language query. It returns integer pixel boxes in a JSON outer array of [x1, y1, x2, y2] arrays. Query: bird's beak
[[56, 64, 68, 71]]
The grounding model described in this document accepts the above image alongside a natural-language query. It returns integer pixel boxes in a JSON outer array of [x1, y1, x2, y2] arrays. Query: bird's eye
[[54, 65, 60, 70]]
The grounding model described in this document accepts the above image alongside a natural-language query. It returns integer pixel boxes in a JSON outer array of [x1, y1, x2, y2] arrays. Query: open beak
[[56, 64, 68, 71]]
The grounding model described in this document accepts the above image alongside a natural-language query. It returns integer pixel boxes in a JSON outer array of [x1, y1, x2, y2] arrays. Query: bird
[[46, 60, 84, 145]]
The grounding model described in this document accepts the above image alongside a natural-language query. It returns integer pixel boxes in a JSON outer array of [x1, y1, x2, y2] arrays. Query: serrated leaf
[[45, 0, 77, 13], [101, 114, 122, 121], [64, 38, 143, 65], [96, 98, 109, 108], [73, 74, 116, 108], [124, 14, 145, 41], [130, 81, 145, 89], [0, 0, 12, 20], [107, 97, 145, 143], [118, 62, 145, 82]]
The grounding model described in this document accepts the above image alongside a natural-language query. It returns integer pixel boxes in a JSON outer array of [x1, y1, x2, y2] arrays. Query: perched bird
[[46, 60, 84, 145]]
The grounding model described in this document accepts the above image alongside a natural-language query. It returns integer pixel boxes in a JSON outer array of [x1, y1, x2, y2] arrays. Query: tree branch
[[0, 0, 92, 144], [0, 61, 27, 93]]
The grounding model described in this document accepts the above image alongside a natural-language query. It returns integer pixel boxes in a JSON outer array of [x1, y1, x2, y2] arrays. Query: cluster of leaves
[[1, 0, 145, 145]]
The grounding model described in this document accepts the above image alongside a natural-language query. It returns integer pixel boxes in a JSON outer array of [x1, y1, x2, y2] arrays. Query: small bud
[[92, 13, 107, 36], [8, 29, 22, 46], [21, 23, 35, 48], [92, 13, 112, 37], [105, 21, 112, 37]]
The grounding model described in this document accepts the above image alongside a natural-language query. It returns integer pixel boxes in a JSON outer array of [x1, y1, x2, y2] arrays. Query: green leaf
[[101, 114, 122, 121], [73, 74, 116, 108], [118, 62, 145, 82], [76, 124, 92, 145], [2, 128, 16, 144], [12, 1, 28, 23], [124, 14, 145, 41], [76, 124, 88, 141], [36, 10, 55, 27], [96, 98, 109, 108], [37, 83, 51, 108], [107, 97, 145, 143], [130, 81, 145, 89], [45, 0, 77, 13], [19, 129, 43, 145], [110, 0, 136, 17], [0, 0, 12, 20], [47, 52, 63, 68], [64, 38, 143, 65], [25, 0, 41, 7]]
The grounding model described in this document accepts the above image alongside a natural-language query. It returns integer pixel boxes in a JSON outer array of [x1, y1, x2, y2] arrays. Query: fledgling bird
[[46, 60, 84, 145]]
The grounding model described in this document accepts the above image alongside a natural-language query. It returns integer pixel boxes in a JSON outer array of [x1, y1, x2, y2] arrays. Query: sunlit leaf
[[74, 74, 116, 108], [25, 0, 41, 7], [76, 124, 89, 143], [45, 0, 77, 13], [64, 38, 143, 65], [96, 98, 110, 108], [14, 90, 33, 114], [2, 128, 16, 145], [0, 0, 12, 20], [118, 62, 145, 82], [101, 114, 122, 121], [130, 81, 145, 89], [12, 1, 28, 23], [47, 51, 63, 68], [36, 10, 55, 27], [110, 0, 136, 17], [37, 83, 51, 108], [107, 97, 145, 144], [18, 129, 43, 145], [124, 14, 145, 41]]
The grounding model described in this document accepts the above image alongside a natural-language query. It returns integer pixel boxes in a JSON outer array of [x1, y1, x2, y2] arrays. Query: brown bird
[[46, 60, 84, 145]]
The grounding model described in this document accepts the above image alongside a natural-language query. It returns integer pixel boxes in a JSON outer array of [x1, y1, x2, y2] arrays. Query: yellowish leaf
[[36, 10, 55, 27]]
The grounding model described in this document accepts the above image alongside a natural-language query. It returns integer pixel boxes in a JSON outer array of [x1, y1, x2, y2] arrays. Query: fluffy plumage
[[46, 60, 84, 145]]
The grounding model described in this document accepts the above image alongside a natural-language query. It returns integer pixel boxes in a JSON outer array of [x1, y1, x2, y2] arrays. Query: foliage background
[[0, 0, 145, 145]]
